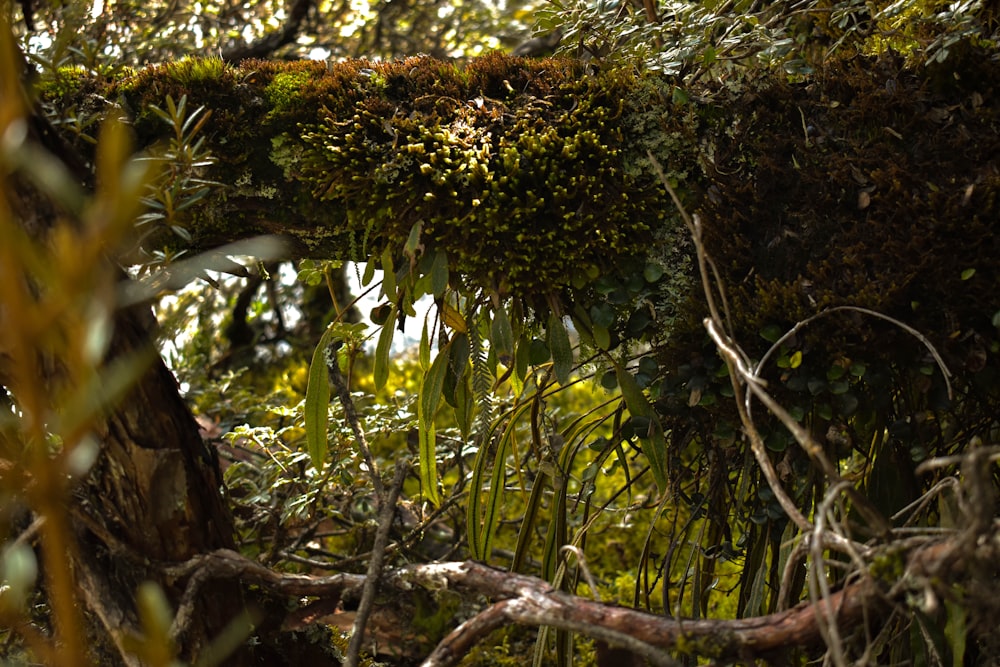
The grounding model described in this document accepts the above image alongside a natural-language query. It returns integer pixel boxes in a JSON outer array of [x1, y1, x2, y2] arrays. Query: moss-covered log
[[43, 49, 1000, 391], [45, 54, 686, 301]]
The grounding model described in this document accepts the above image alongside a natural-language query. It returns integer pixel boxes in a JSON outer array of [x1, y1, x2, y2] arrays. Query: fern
[[470, 307, 494, 436]]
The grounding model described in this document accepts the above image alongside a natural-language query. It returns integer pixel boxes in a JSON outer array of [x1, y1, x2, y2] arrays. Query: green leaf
[[491, 304, 514, 359], [429, 249, 449, 297], [511, 470, 545, 572], [373, 305, 397, 391], [529, 337, 550, 365], [454, 374, 473, 439], [593, 324, 611, 350], [467, 401, 532, 561], [304, 324, 341, 469], [419, 316, 431, 371], [643, 262, 664, 282], [945, 600, 966, 667], [417, 345, 450, 506], [547, 314, 573, 385], [421, 347, 450, 429], [512, 334, 530, 394], [404, 220, 423, 264], [961, 267, 976, 280], [441, 301, 467, 333], [590, 303, 616, 329], [370, 302, 393, 325], [362, 258, 376, 286], [615, 362, 668, 492], [380, 247, 396, 298], [760, 324, 783, 343]]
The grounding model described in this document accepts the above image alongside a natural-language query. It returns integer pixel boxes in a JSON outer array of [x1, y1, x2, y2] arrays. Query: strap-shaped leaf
[[304, 324, 341, 469], [466, 401, 531, 560], [614, 361, 669, 492], [429, 249, 449, 298], [547, 313, 573, 385], [491, 304, 514, 359], [419, 315, 431, 371], [373, 304, 397, 391], [417, 344, 451, 506]]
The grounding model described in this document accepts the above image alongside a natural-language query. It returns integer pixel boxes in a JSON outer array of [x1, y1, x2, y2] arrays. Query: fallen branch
[[160, 551, 885, 663], [156, 514, 1000, 665]]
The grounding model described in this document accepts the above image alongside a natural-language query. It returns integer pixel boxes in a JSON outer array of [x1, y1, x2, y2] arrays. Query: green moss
[[35, 65, 91, 98], [164, 56, 230, 85], [264, 70, 313, 118], [293, 55, 670, 299]]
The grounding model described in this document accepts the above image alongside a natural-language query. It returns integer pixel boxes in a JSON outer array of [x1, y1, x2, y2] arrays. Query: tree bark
[[0, 50, 313, 666]]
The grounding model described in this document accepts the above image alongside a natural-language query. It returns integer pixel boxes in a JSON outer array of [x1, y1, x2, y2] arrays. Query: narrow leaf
[[373, 305, 397, 391], [418, 345, 449, 507], [362, 258, 376, 286], [513, 334, 530, 392], [491, 304, 514, 359], [404, 220, 423, 265], [380, 247, 396, 299], [304, 325, 341, 469], [430, 249, 449, 297], [615, 362, 669, 492], [417, 348, 451, 505], [421, 346, 451, 427], [419, 315, 431, 370], [466, 403, 530, 560], [547, 314, 573, 385]]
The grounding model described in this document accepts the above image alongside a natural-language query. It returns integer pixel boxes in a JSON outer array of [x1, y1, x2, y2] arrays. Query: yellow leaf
[[441, 301, 467, 333]]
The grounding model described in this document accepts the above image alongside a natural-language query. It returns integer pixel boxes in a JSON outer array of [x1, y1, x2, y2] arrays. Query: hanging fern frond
[[470, 307, 494, 436]]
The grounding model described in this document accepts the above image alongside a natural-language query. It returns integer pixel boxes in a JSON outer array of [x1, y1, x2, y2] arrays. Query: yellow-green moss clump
[[79, 54, 678, 302], [296, 55, 669, 297]]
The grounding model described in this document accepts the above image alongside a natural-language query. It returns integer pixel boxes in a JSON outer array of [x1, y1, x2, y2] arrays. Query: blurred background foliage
[[3, 0, 1000, 665]]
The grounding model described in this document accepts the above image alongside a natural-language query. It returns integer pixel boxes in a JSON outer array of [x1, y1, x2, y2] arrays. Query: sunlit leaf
[[380, 247, 396, 299], [441, 301, 467, 333], [404, 220, 423, 266], [303, 324, 341, 469]]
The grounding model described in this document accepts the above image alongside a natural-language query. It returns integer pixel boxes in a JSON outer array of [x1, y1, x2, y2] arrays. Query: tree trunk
[[0, 60, 314, 667], [72, 302, 244, 664]]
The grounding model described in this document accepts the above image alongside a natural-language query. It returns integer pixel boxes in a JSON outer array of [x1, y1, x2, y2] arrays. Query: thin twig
[[649, 154, 811, 534], [752, 305, 953, 401], [809, 481, 856, 667], [705, 318, 813, 532], [345, 461, 410, 667], [328, 347, 385, 502]]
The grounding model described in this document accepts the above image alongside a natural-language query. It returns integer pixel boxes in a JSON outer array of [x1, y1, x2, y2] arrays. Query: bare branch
[[221, 0, 316, 63], [346, 461, 410, 667]]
